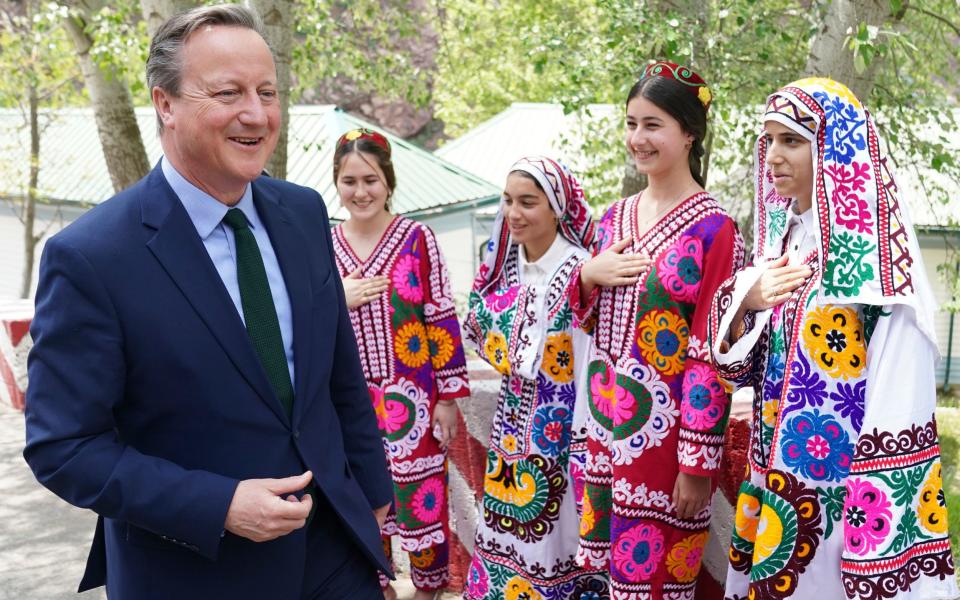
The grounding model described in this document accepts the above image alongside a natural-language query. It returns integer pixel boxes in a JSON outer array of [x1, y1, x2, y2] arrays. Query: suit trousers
[[302, 493, 383, 599]]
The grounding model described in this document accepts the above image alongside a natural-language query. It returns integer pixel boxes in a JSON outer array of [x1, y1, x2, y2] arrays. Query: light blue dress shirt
[[161, 157, 295, 386]]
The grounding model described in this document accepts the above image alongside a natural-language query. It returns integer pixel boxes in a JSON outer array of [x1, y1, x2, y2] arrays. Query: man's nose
[[238, 92, 269, 127]]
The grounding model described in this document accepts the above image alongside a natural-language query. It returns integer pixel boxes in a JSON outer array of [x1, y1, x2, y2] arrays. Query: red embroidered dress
[[572, 193, 744, 599], [332, 216, 470, 591]]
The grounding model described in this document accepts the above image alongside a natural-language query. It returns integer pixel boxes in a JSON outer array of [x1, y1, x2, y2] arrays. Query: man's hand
[[224, 471, 314, 542], [373, 502, 391, 529]]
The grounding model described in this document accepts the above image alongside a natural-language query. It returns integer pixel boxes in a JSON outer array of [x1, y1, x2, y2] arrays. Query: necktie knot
[[223, 208, 249, 231]]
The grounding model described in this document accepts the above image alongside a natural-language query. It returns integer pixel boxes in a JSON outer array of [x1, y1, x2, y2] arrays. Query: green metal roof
[[0, 106, 500, 221]]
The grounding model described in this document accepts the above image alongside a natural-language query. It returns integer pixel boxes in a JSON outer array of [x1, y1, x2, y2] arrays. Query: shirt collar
[[161, 156, 255, 239], [789, 200, 815, 234], [517, 232, 573, 271]]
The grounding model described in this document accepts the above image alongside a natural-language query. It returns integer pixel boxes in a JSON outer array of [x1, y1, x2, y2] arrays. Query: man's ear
[[152, 86, 175, 130]]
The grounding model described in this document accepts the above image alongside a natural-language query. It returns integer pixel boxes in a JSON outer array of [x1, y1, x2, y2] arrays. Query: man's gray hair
[[146, 4, 269, 133]]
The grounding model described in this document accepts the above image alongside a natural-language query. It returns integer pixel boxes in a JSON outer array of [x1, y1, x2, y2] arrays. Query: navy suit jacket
[[23, 164, 393, 598]]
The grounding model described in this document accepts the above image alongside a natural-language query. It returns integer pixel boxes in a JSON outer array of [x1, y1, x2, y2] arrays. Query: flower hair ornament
[[642, 61, 712, 110], [336, 127, 392, 155]]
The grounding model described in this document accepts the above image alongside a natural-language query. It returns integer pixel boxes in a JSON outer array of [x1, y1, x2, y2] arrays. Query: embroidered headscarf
[[754, 77, 937, 343], [472, 156, 595, 297]]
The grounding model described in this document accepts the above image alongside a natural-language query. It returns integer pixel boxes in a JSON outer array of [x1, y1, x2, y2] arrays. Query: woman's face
[[502, 172, 556, 249], [764, 120, 813, 211], [336, 151, 391, 221], [625, 94, 694, 177]]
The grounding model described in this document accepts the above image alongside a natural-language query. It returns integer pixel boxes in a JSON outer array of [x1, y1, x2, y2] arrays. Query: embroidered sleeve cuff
[[677, 431, 724, 477], [568, 263, 600, 329], [711, 265, 773, 384]]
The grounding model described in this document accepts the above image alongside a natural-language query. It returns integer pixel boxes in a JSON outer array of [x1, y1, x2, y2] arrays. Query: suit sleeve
[[318, 201, 394, 509], [23, 237, 238, 560]]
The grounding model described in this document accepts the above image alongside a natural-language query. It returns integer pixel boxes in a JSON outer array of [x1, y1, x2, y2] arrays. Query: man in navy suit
[[23, 5, 392, 598]]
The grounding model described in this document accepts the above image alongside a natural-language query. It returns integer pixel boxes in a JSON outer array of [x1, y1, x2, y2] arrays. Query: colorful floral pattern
[[666, 532, 708, 583], [485, 286, 519, 312], [681, 362, 726, 430], [333, 217, 469, 593], [484, 331, 511, 376], [411, 476, 446, 524], [780, 410, 853, 482], [802, 306, 866, 380], [395, 320, 430, 368], [391, 254, 423, 303], [919, 463, 949, 534], [636, 310, 689, 375], [612, 523, 665, 582], [466, 559, 489, 597], [531, 405, 572, 456], [426, 324, 455, 370], [504, 576, 543, 600], [482, 453, 564, 543], [843, 478, 892, 555], [542, 332, 575, 383], [748, 470, 823, 599], [658, 235, 704, 303]]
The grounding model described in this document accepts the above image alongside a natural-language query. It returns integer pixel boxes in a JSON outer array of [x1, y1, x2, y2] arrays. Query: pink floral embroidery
[[371, 385, 410, 434], [591, 369, 634, 427], [843, 477, 892, 555], [485, 286, 519, 312], [411, 476, 445, 523], [392, 254, 423, 303], [681, 363, 726, 430], [612, 523, 665, 582], [826, 162, 874, 234], [658, 235, 703, 303], [466, 557, 489, 596]]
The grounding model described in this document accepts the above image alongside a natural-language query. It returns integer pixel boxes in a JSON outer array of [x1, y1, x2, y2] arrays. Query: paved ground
[[0, 400, 458, 599]]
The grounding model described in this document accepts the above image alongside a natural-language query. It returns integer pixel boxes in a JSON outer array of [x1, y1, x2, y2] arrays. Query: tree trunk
[[250, 0, 293, 180], [804, 0, 907, 101], [21, 83, 41, 299], [64, 1, 150, 192], [140, 0, 195, 40], [621, 157, 647, 198]]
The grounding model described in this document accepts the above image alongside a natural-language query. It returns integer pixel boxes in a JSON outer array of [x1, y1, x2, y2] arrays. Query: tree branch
[[907, 5, 960, 37]]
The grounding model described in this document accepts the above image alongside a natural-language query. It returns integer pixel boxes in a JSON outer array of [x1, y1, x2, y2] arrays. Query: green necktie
[[223, 208, 294, 419]]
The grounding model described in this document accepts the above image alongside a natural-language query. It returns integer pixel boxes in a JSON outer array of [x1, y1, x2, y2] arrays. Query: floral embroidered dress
[[709, 78, 957, 600], [463, 157, 609, 600], [572, 192, 744, 599], [332, 215, 470, 591]]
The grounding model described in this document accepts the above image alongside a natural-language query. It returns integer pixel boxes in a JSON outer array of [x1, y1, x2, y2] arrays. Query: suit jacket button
[[293, 430, 300, 440]]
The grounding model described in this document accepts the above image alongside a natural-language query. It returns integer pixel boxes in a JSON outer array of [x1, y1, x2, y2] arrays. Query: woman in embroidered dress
[[571, 62, 744, 599], [463, 156, 609, 600], [331, 128, 470, 600], [709, 78, 958, 600]]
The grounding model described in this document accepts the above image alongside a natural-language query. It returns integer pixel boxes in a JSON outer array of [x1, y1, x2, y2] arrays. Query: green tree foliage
[[294, 0, 435, 106]]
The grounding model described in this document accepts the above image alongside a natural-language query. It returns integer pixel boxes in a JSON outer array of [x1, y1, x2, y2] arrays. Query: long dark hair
[[626, 75, 708, 187]]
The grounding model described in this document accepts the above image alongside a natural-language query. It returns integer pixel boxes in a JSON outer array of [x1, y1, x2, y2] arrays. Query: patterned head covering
[[336, 127, 391, 155], [642, 61, 712, 110], [754, 77, 936, 342], [472, 156, 595, 296]]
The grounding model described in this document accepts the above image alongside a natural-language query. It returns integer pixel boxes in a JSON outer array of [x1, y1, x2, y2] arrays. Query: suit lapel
[[141, 166, 288, 426], [252, 181, 314, 428]]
